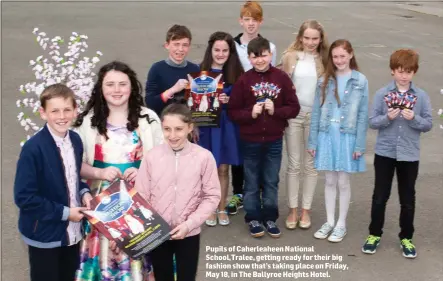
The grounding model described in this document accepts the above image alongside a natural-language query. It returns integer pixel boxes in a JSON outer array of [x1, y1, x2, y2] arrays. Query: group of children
[[13, 1, 433, 281]]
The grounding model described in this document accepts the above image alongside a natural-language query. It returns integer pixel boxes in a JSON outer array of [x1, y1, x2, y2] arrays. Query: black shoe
[[226, 194, 243, 215]]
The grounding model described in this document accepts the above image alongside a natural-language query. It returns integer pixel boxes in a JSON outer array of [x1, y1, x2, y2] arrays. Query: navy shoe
[[362, 235, 381, 254], [248, 220, 265, 238], [400, 238, 417, 259], [265, 221, 281, 238]]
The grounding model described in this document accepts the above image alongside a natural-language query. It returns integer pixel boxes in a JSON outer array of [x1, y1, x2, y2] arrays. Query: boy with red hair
[[362, 49, 432, 258]]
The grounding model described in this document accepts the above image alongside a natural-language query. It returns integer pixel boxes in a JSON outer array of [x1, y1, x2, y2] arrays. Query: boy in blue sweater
[[145, 24, 200, 116], [14, 84, 92, 281]]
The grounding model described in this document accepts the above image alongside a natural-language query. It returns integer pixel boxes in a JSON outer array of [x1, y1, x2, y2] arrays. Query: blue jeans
[[242, 138, 283, 223]]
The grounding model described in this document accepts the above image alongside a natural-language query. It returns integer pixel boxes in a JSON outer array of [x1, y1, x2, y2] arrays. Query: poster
[[82, 179, 170, 259], [185, 71, 224, 127]]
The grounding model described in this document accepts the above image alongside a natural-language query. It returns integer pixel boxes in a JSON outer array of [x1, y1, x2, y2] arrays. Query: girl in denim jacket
[[308, 39, 369, 243]]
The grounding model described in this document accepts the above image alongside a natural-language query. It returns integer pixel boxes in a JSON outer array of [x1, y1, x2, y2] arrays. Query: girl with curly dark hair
[[74, 61, 163, 281]]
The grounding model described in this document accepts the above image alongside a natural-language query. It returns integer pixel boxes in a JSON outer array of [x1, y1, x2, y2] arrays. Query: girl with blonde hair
[[279, 20, 328, 230]]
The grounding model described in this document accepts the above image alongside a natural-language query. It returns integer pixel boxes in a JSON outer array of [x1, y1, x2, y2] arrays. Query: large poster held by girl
[[185, 71, 224, 127], [82, 179, 171, 259]]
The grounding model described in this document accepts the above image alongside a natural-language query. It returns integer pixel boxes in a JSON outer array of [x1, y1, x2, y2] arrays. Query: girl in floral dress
[[74, 61, 163, 281]]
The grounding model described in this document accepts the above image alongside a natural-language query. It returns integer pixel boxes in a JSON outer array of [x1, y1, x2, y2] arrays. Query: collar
[[329, 69, 359, 82], [46, 124, 71, 147], [234, 33, 263, 46], [387, 80, 418, 93], [165, 57, 188, 68], [253, 65, 274, 74], [167, 140, 192, 156], [210, 68, 223, 73]]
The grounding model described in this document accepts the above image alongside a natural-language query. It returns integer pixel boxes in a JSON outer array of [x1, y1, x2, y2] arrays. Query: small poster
[[185, 71, 224, 127], [82, 179, 170, 259], [384, 92, 417, 110], [251, 82, 281, 103]]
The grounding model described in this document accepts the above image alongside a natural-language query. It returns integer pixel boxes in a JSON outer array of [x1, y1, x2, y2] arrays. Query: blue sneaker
[[226, 194, 243, 215], [362, 235, 381, 254], [400, 238, 417, 259], [248, 220, 265, 238], [265, 221, 281, 238]]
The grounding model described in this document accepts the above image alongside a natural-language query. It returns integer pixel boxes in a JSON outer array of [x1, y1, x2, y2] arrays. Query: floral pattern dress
[[75, 124, 154, 281]]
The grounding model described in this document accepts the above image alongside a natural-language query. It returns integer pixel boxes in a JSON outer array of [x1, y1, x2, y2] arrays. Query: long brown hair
[[321, 39, 359, 106], [283, 19, 329, 68], [200, 31, 244, 84]]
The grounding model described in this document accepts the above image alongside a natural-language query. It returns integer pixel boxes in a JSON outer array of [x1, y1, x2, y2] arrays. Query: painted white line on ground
[[369, 52, 383, 58], [269, 17, 295, 28]]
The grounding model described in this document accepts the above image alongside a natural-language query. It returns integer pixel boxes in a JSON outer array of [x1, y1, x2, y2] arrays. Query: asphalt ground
[[2, 1, 443, 280]]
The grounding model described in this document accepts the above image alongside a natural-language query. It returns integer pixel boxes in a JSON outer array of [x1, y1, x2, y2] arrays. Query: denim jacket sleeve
[[369, 89, 391, 129], [354, 79, 369, 153], [408, 91, 433, 132], [307, 81, 322, 150]]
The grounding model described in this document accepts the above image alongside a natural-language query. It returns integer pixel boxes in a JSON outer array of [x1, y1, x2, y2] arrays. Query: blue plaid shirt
[[369, 81, 432, 161]]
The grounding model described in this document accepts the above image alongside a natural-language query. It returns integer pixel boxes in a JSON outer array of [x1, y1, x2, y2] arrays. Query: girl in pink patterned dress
[[74, 61, 163, 281]]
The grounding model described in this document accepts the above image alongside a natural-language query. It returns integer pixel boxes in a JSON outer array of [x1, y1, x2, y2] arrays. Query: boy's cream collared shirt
[[47, 125, 82, 245]]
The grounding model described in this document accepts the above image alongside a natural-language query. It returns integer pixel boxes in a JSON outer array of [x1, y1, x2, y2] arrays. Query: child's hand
[[170, 223, 189, 240], [82, 192, 93, 209], [68, 207, 87, 222], [353, 152, 362, 160], [307, 149, 316, 158], [173, 79, 189, 93], [109, 240, 121, 255], [123, 168, 138, 182], [99, 167, 122, 182], [401, 109, 415, 120], [191, 126, 200, 143], [252, 103, 264, 119], [264, 99, 274, 115], [218, 93, 229, 104], [387, 108, 400, 120]]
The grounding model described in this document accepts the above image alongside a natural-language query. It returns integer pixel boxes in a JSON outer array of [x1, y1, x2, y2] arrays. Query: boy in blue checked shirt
[[362, 49, 432, 259]]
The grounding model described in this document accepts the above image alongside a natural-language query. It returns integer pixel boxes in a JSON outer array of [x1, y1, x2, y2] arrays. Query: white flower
[[438, 109, 443, 116], [440, 89, 443, 95], [17, 28, 103, 146], [440, 125, 443, 129], [35, 84, 45, 96], [97, 51, 103, 56]]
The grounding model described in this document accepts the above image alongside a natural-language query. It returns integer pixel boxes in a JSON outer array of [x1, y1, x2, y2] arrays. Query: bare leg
[[217, 164, 229, 223]]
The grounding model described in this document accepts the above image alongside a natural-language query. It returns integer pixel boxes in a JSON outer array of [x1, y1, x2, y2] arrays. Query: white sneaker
[[314, 223, 334, 239], [328, 227, 347, 243]]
